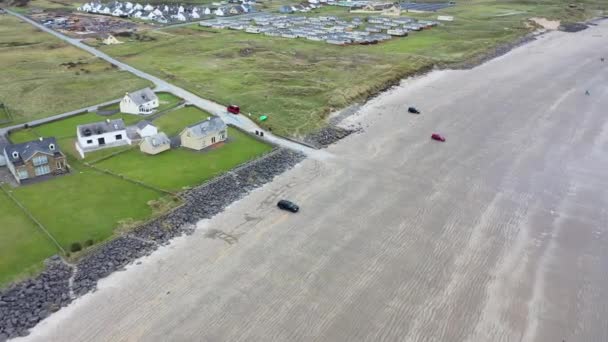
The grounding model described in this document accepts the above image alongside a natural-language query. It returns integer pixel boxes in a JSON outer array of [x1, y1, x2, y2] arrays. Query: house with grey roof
[[180, 117, 227, 151], [119, 87, 159, 115], [140, 132, 171, 155], [3, 137, 69, 184], [135, 120, 158, 138], [76, 119, 131, 158]]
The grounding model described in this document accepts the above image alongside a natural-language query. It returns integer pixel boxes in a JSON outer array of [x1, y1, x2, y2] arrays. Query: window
[[86, 139, 93, 144], [115, 134, 122, 140], [32, 155, 48, 166], [211, 137, 216, 144], [34, 165, 51, 176], [56, 161, 63, 170], [17, 169, 28, 180]]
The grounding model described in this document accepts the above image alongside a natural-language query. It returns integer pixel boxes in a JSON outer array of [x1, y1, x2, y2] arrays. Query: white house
[[133, 3, 143, 10], [144, 4, 155, 11], [79, 3, 93, 11], [76, 119, 131, 158], [136, 120, 158, 137], [120, 88, 159, 115], [112, 8, 124, 16]]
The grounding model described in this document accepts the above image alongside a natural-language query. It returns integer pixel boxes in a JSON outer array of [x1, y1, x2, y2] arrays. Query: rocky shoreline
[[0, 148, 305, 341]]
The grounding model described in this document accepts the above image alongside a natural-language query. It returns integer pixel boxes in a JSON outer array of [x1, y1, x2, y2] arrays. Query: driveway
[[19, 21, 608, 342]]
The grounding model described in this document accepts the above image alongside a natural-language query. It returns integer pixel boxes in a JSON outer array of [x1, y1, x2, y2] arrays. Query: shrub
[[84, 239, 94, 247], [70, 242, 82, 253]]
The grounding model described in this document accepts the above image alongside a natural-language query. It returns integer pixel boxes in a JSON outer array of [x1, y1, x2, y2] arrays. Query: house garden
[[0, 104, 272, 288]]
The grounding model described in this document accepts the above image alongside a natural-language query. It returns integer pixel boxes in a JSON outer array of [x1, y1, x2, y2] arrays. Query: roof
[[4, 137, 62, 165], [136, 120, 154, 130], [183, 117, 227, 137], [126, 87, 157, 106], [143, 132, 170, 147], [78, 119, 126, 137]]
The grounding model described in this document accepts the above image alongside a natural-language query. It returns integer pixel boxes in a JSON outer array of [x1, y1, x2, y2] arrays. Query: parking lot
[[200, 14, 438, 45]]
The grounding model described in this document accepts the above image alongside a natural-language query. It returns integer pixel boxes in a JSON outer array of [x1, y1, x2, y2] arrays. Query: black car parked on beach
[[277, 200, 299, 213]]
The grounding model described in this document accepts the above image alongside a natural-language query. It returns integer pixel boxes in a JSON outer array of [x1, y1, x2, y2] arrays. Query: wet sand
[[17, 21, 608, 342]]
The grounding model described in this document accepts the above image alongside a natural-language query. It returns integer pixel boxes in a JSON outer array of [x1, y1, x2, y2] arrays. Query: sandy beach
[[15, 20, 608, 342]]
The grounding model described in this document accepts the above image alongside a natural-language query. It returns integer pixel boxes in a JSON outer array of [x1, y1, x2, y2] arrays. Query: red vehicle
[[431, 133, 446, 142], [227, 104, 240, 114]]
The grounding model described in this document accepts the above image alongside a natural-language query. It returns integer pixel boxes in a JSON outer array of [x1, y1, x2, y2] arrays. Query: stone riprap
[[0, 148, 304, 341], [0, 257, 72, 342], [304, 126, 355, 148]]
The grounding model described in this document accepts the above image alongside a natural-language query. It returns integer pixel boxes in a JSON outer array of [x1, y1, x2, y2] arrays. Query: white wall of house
[[76, 129, 130, 158], [119, 94, 158, 115]]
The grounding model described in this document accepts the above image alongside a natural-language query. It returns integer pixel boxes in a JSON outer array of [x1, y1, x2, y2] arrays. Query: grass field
[[98, 0, 605, 136], [0, 15, 150, 127], [95, 127, 273, 191], [9, 167, 171, 250], [0, 188, 59, 288], [153, 105, 211, 136]]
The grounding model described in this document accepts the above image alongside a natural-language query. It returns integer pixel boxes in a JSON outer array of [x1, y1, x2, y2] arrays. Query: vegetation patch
[[0, 15, 150, 127], [95, 127, 273, 191], [100, 0, 605, 136]]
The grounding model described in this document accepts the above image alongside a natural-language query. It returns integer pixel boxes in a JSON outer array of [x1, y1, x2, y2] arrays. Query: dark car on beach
[[408, 106, 420, 114], [277, 200, 299, 213]]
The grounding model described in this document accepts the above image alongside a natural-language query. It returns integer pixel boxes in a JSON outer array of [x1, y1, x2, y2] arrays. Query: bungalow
[[120, 87, 159, 115], [3, 137, 69, 184], [76, 119, 131, 158], [140, 132, 171, 155], [136, 120, 158, 137], [180, 117, 227, 151]]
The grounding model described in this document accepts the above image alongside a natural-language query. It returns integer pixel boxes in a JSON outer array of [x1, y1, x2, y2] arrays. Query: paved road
[[19, 21, 608, 342], [5, 10, 319, 157]]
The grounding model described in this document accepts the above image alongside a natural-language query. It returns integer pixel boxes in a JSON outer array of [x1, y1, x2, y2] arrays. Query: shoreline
[[0, 27, 548, 342], [1, 17, 605, 341]]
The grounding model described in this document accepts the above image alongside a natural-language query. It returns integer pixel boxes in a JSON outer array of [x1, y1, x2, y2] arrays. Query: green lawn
[[9, 165, 171, 251], [9, 112, 141, 144], [0, 188, 59, 288], [157, 92, 182, 111], [0, 15, 150, 127], [153, 105, 211, 136], [95, 128, 273, 191], [100, 0, 605, 137]]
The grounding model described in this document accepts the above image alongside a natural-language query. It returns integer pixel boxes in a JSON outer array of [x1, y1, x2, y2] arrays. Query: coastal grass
[[152, 105, 211, 136], [0, 15, 150, 127], [0, 188, 59, 288], [95, 127, 273, 191], [100, 0, 605, 136]]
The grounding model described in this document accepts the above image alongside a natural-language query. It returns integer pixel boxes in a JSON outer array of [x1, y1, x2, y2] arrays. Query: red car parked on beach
[[431, 133, 446, 142], [227, 105, 240, 114]]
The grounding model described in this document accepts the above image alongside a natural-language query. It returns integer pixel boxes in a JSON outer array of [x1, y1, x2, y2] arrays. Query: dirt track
[[18, 20, 608, 342]]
